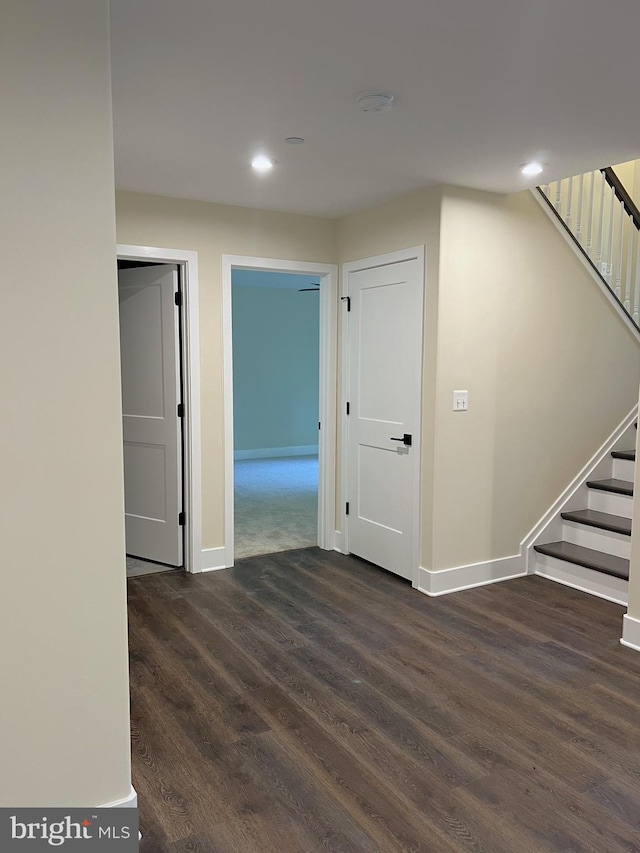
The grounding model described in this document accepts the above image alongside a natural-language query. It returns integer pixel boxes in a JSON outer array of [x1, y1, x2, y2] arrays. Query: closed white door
[[118, 264, 183, 566], [345, 253, 423, 580]]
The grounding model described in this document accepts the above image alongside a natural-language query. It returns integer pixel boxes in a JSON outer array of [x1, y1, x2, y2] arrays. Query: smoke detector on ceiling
[[357, 91, 395, 113]]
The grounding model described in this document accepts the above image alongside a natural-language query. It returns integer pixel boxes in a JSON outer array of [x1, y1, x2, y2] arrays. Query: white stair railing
[[539, 168, 640, 327]]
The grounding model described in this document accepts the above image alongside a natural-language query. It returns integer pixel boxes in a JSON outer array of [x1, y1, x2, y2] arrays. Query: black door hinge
[[341, 296, 351, 311], [346, 402, 350, 415], [174, 289, 182, 307], [345, 502, 350, 516], [178, 511, 185, 526], [318, 421, 321, 430], [177, 403, 185, 418]]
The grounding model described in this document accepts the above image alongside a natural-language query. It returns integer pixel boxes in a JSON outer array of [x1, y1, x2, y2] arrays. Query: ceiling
[[109, 0, 640, 219]]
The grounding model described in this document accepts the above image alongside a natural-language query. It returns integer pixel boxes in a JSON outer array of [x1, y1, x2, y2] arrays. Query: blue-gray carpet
[[234, 455, 318, 559]]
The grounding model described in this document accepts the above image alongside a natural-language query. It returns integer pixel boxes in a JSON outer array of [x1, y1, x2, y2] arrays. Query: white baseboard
[[101, 785, 137, 808], [198, 546, 228, 573], [333, 530, 346, 554], [621, 613, 640, 652], [234, 445, 318, 460], [418, 554, 525, 597], [534, 553, 628, 605]]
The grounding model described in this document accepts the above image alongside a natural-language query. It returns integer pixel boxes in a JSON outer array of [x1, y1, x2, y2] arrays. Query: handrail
[[602, 167, 640, 232], [538, 167, 640, 329]]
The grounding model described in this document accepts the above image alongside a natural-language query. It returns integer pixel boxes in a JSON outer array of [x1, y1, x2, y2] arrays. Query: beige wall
[[339, 186, 640, 572], [0, 1, 131, 805], [612, 159, 640, 208], [115, 192, 337, 548], [431, 187, 640, 569], [117, 182, 640, 575]]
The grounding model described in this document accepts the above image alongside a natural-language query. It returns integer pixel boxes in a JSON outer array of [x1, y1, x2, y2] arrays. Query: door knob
[[390, 433, 412, 446]]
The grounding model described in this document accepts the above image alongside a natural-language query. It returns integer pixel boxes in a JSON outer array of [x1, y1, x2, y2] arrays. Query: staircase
[[528, 166, 640, 604], [533, 435, 635, 604]]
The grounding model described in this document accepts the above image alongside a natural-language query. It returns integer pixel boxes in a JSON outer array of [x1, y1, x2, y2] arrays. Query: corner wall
[[0, 1, 131, 805]]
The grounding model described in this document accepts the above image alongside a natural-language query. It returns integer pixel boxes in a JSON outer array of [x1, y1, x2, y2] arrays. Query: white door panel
[[119, 264, 183, 566], [346, 256, 423, 580]]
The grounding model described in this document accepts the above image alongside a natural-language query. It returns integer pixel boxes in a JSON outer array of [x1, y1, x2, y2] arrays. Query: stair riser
[[587, 489, 633, 518], [612, 457, 636, 481], [534, 553, 628, 605], [561, 521, 631, 559]]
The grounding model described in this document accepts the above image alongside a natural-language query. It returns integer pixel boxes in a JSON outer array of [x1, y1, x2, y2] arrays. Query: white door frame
[[117, 244, 202, 574], [222, 255, 338, 566], [340, 246, 425, 588]]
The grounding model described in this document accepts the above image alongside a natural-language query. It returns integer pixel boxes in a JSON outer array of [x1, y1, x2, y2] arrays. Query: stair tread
[[611, 450, 635, 461], [533, 541, 629, 580], [561, 509, 632, 536], [586, 478, 634, 496]]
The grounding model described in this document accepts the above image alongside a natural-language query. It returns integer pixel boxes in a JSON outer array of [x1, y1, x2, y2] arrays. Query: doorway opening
[[118, 260, 185, 578], [117, 244, 202, 575], [232, 270, 321, 558], [222, 255, 338, 567]]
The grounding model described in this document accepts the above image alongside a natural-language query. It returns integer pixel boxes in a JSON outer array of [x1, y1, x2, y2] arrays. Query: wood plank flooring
[[128, 547, 640, 852]]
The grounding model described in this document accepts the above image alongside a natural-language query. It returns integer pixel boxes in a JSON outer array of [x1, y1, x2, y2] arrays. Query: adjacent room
[[232, 269, 320, 559]]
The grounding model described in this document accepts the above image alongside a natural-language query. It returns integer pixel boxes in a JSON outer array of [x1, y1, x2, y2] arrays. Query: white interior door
[[118, 264, 183, 566], [345, 252, 423, 580]]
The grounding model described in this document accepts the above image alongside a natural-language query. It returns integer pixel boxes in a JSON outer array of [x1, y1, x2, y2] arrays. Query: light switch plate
[[453, 390, 468, 412]]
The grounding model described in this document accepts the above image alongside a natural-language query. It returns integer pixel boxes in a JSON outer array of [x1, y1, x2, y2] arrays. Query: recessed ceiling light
[[251, 154, 273, 173], [285, 137, 305, 145], [521, 161, 544, 176]]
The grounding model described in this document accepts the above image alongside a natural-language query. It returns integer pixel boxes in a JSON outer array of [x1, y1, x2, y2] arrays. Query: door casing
[[117, 244, 202, 573], [340, 246, 425, 588], [222, 255, 338, 566]]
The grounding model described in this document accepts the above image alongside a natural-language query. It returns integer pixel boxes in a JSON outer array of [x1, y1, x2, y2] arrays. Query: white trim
[[333, 529, 345, 553], [340, 246, 425, 587], [234, 445, 318, 460], [117, 245, 202, 574], [521, 406, 638, 573], [101, 785, 137, 808], [417, 555, 526, 597], [222, 255, 338, 567], [621, 613, 640, 652], [531, 189, 640, 341], [199, 546, 228, 573], [534, 554, 628, 605]]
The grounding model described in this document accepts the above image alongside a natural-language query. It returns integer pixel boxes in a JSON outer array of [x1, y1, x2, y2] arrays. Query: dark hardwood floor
[[128, 547, 640, 852]]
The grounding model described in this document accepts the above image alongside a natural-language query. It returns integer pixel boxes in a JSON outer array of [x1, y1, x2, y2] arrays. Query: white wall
[[0, 1, 131, 806]]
